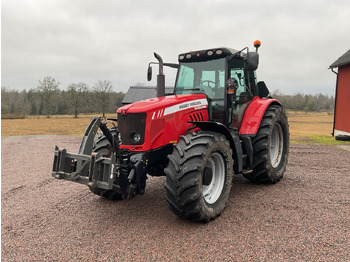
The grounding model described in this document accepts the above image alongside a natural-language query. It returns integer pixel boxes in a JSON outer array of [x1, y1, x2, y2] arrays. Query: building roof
[[122, 86, 175, 104], [329, 49, 350, 68]]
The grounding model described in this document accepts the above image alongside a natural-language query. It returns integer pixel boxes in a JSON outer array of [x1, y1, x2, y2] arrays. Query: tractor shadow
[[89, 173, 281, 227]]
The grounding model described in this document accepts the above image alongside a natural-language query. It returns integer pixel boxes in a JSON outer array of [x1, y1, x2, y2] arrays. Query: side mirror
[[226, 78, 238, 94], [147, 65, 152, 81], [245, 52, 259, 70]]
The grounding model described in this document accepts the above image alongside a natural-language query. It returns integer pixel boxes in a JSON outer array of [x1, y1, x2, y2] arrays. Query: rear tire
[[89, 128, 124, 200], [164, 131, 233, 222], [244, 105, 289, 183]]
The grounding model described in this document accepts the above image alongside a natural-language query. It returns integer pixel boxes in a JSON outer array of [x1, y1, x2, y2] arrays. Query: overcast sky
[[2, 0, 350, 95]]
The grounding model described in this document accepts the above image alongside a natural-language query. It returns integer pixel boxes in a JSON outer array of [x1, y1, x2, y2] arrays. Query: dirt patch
[[337, 144, 350, 152], [2, 136, 349, 261]]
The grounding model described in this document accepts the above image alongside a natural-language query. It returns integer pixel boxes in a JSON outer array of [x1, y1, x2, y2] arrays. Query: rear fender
[[239, 97, 281, 135], [190, 121, 243, 173]]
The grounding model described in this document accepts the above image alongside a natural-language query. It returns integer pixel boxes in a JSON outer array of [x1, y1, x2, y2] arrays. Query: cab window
[[175, 58, 225, 99]]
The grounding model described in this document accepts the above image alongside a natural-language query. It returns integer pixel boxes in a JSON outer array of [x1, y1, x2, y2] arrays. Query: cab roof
[[178, 47, 244, 63]]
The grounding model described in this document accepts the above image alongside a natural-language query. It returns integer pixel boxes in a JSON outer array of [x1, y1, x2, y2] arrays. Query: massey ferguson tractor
[[52, 41, 289, 222]]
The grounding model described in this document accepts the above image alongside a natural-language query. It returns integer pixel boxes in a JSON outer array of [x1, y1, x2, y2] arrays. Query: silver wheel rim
[[270, 123, 283, 168], [202, 152, 225, 204]]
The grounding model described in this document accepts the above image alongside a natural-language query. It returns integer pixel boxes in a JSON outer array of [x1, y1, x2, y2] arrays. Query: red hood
[[117, 94, 208, 114]]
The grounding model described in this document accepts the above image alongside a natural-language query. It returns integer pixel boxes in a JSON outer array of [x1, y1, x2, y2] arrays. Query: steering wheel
[[200, 80, 216, 88], [198, 84, 215, 99]]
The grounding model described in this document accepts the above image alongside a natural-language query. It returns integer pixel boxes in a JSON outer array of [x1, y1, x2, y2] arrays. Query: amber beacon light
[[254, 40, 261, 51]]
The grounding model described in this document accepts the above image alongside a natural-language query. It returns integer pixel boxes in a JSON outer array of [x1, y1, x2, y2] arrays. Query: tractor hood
[[117, 94, 208, 115]]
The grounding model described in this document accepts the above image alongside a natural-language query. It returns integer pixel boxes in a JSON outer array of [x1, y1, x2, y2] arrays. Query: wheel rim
[[270, 123, 283, 168], [202, 152, 225, 204]]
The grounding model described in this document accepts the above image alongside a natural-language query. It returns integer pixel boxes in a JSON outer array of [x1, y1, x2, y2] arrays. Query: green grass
[[290, 134, 350, 146], [309, 135, 350, 145]]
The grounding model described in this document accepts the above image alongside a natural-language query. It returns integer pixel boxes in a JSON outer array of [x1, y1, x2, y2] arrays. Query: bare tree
[[27, 89, 42, 118], [38, 76, 60, 117], [93, 80, 113, 117], [67, 82, 89, 118]]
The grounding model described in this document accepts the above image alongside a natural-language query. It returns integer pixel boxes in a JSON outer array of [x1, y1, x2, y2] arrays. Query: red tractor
[[53, 41, 289, 222]]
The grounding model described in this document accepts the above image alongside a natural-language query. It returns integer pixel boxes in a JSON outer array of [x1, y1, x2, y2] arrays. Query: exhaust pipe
[[154, 52, 165, 97]]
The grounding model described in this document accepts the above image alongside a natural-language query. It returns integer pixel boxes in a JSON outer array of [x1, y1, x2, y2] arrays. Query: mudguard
[[239, 97, 281, 135]]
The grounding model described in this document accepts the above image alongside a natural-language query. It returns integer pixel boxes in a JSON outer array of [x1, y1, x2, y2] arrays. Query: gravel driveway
[[1, 135, 349, 261]]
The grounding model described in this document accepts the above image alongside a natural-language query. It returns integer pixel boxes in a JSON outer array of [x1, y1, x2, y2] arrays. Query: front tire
[[244, 105, 289, 183], [164, 131, 233, 222]]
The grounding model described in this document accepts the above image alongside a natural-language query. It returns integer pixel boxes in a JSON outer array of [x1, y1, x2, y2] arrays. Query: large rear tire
[[164, 131, 233, 222], [244, 105, 289, 183], [89, 128, 124, 200]]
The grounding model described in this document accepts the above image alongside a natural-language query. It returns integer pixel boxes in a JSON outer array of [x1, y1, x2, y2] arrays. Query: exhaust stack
[[154, 52, 165, 97]]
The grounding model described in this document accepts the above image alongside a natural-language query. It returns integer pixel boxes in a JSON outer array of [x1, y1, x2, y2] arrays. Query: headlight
[[130, 132, 141, 144]]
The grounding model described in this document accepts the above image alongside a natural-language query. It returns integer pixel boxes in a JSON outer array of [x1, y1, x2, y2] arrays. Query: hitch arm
[[78, 117, 119, 155]]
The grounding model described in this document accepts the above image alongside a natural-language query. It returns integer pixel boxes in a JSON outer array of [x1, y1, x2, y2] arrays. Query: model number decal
[[163, 99, 208, 116], [152, 99, 207, 120]]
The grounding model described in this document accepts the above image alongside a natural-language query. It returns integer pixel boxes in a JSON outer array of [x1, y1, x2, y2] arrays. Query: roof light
[[216, 49, 223, 55], [254, 40, 261, 52], [254, 40, 261, 48], [179, 55, 185, 60], [186, 54, 192, 59], [207, 50, 213, 56]]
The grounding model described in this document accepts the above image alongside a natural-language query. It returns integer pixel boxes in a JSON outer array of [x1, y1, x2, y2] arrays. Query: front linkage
[[52, 117, 147, 199]]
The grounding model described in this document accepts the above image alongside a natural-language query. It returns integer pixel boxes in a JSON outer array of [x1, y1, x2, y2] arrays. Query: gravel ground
[[1, 135, 350, 261]]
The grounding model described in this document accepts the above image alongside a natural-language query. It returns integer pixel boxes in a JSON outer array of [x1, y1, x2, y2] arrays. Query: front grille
[[118, 113, 146, 145]]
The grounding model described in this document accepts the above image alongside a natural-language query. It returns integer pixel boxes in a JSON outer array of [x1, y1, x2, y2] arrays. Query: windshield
[[175, 58, 226, 99]]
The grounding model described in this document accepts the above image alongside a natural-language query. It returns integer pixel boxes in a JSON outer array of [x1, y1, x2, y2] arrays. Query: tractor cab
[[174, 42, 266, 128]]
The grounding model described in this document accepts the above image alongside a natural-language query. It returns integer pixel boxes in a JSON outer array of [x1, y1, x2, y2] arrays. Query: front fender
[[239, 97, 281, 135]]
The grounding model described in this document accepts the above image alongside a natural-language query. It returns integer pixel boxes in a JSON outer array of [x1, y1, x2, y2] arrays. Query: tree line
[[1, 77, 335, 119], [1, 76, 125, 119], [271, 91, 335, 113]]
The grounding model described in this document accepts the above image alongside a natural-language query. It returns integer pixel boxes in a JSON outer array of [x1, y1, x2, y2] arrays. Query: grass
[[1, 114, 117, 137], [1, 111, 349, 146], [286, 111, 348, 145], [288, 111, 331, 144], [308, 135, 349, 145]]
